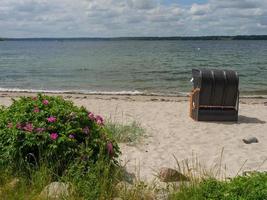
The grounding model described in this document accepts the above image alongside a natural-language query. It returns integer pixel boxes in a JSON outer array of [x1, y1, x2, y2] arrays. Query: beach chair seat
[[189, 69, 239, 121]]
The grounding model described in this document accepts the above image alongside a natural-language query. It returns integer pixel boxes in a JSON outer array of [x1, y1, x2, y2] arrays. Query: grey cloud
[[211, 0, 263, 9], [14, 1, 54, 13], [190, 3, 210, 15], [260, 16, 267, 25], [0, 0, 267, 37], [127, 0, 157, 10]]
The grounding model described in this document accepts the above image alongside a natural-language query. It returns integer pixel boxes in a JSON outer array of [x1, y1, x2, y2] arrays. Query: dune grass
[[106, 121, 145, 144], [0, 156, 266, 200], [169, 172, 267, 200]]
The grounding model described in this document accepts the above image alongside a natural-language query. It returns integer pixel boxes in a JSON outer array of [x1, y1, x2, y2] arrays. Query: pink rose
[[47, 116, 56, 123], [23, 123, 34, 132], [42, 99, 49, 105], [69, 134, 75, 139], [88, 112, 95, 120], [16, 123, 22, 130], [50, 133, 58, 140], [96, 115, 104, 125], [33, 107, 40, 113], [82, 127, 90, 134]]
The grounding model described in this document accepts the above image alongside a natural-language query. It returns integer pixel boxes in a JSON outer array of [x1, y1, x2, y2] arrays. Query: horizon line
[[2, 34, 267, 40]]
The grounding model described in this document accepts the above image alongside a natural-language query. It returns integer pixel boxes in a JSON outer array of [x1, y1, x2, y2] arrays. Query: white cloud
[[0, 0, 266, 37], [190, 3, 210, 16]]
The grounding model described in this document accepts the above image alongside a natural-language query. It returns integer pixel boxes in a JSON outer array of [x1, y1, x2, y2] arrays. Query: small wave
[[0, 87, 189, 97], [0, 87, 142, 95], [0, 87, 266, 98]]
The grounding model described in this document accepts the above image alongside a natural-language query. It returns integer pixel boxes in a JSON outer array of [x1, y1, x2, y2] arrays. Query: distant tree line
[[113, 35, 267, 40], [2, 35, 267, 41]]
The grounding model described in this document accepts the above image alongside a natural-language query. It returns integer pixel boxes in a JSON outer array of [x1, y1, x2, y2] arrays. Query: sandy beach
[[0, 92, 266, 182]]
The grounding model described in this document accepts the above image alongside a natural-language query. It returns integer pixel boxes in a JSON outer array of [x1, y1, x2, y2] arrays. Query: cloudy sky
[[1, 0, 267, 38]]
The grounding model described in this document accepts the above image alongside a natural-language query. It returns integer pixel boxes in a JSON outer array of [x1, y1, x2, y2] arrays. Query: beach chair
[[189, 69, 239, 121]]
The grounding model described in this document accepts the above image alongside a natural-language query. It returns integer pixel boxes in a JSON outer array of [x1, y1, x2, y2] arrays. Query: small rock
[[124, 172, 136, 184], [118, 167, 136, 184], [39, 182, 70, 199], [243, 137, 259, 144], [158, 168, 189, 182]]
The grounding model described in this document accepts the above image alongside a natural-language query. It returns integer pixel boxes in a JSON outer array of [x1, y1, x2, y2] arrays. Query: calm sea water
[[0, 40, 267, 96]]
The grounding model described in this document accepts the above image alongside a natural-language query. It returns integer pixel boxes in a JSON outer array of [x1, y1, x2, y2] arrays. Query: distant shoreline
[[2, 35, 267, 41], [0, 90, 266, 101], [0, 88, 267, 98]]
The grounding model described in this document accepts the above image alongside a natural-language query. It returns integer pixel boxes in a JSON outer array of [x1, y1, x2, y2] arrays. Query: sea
[[0, 39, 267, 96]]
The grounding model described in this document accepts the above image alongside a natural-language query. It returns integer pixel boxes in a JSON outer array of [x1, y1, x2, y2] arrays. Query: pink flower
[[7, 122, 13, 128], [50, 133, 58, 140], [69, 134, 75, 139], [32, 97, 38, 101], [96, 115, 104, 125], [23, 123, 34, 132], [35, 127, 46, 133], [33, 107, 40, 113], [16, 123, 22, 130], [88, 112, 95, 120], [42, 99, 49, 105], [82, 127, 90, 134], [107, 142, 114, 157], [47, 116, 56, 123]]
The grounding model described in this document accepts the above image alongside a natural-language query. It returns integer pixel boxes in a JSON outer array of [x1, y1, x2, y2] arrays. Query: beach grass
[[169, 172, 267, 200], [1, 159, 266, 200], [106, 121, 145, 144]]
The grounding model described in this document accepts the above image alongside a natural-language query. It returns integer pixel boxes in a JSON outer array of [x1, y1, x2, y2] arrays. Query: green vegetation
[[0, 94, 120, 199], [170, 172, 267, 200], [0, 94, 146, 199], [0, 94, 265, 199], [0, 94, 119, 177]]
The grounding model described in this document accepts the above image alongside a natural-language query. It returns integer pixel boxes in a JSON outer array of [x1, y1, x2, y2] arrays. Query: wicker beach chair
[[189, 69, 239, 121]]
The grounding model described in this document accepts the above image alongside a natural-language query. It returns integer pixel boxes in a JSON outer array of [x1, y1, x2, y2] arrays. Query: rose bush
[[0, 94, 119, 175]]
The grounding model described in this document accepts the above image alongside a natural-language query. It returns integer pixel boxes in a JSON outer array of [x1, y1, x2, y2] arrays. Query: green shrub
[[0, 94, 119, 176], [170, 172, 267, 200]]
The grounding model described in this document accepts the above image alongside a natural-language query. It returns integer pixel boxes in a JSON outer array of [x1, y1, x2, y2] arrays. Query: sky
[[0, 0, 267, 38]]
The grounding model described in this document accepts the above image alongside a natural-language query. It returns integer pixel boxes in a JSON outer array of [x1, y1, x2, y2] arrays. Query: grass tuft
[[106, 121, 145, 144], [169, 172, 267, 200]]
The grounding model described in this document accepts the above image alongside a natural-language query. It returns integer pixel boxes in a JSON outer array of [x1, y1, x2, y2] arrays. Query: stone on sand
[[242, 137, 259, 144], [158, 167, 189, 182]]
